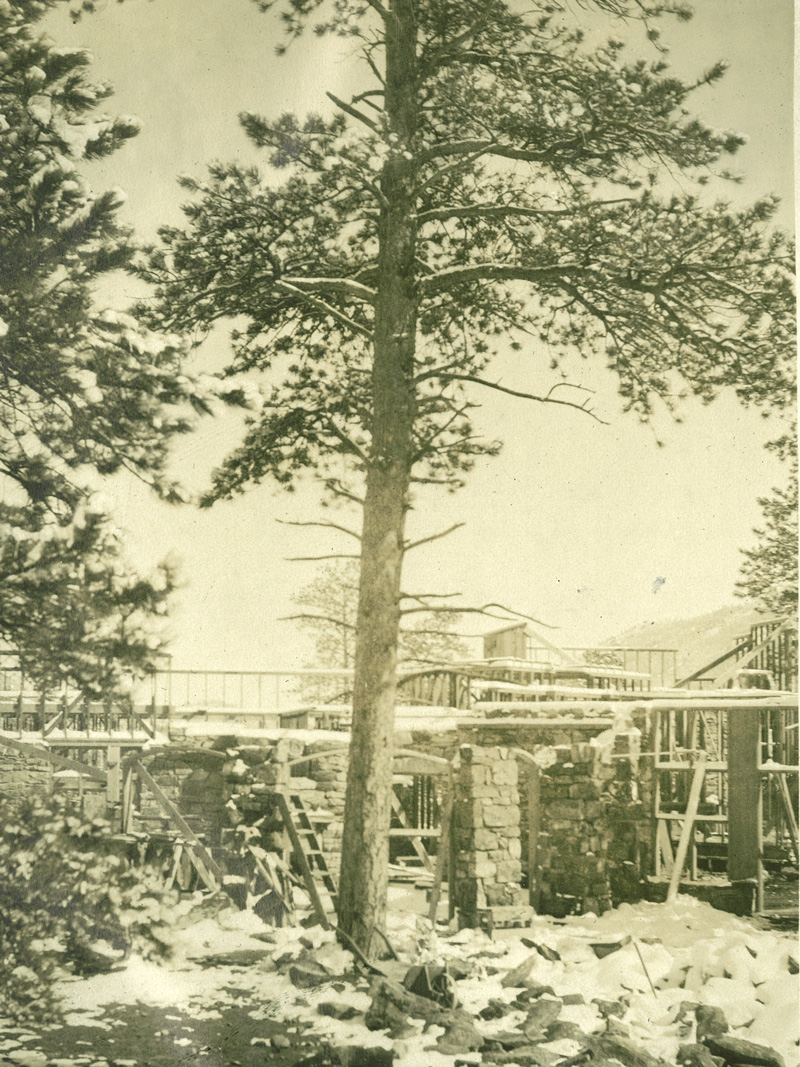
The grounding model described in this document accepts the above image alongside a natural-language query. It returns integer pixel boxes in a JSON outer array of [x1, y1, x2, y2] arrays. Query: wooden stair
[[272, 790, 338, 928]]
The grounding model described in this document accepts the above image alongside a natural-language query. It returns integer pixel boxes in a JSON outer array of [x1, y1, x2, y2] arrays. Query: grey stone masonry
[[452, 744, 528, 927], [0, 743, 52, 799], [534, 728, 646, 916]]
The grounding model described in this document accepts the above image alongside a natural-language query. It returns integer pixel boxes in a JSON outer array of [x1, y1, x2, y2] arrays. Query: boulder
[[593, 997, 629, 1019], [515, 980, 557, 1003], [679, 1044, 726, 1067], [479, 999, 511, 1021], [337, 1048, 395, 1067], [591, 937, 631, 959], [289, 959, 333, 989], [523, 998, 563, 1037], [366, 977, 442, 1034], [592, 1034, 665, 1067], [695, 1005, 729, 1041], [703, 1037, 785, 1067], [487, 1048, 562, 1065], [318, 1002, 361, 1021], [484, 1033, 533, 1052], [545, 1021, 593, 1046], [501, 954, 539, 988], [292, 1047, 394, 1067], [435, 1013, 485, 1055], [521, 938, 562, 962]]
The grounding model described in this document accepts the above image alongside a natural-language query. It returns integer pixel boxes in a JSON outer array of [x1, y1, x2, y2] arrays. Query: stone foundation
[[0, 742, 52, 800], [534, 725, 651, 916], [452, 744, 529, 927]]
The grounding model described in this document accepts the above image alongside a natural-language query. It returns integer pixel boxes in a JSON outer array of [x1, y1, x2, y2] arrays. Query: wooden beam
[[0, 736, 107, 782], [388, 826, 442, 838], [667, 753, 706, 903], [390, 791, 435, 868], [527, 762, 541, 910], [657, 820, 675, 875], [727, 707, 762, 883], [675, 641, 751, 687], [106, 745, 122, 805], [428, 773, 453, 924], [776, 773, 799, 863], [132, 760, 224, 892], [121, 762, 134, 833], [714, 620, 792, 688]]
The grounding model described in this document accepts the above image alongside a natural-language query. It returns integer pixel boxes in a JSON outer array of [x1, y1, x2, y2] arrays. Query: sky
[[43, 0, 796, 670]]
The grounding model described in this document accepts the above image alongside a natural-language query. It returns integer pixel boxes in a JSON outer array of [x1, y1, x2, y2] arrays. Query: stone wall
[[217, 736, 349, 878], [455, 714, 618, 895], [451, 744, 529, 927], [135, 747, 227, 843], [0, 743, 52, 800], [534, 723, 652, 916]]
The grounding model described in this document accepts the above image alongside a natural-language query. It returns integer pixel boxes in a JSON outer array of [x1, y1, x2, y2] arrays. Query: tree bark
[[336, 0, 419, 955]]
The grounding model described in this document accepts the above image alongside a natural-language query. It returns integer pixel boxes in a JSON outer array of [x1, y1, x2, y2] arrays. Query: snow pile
[[55, 895, 798, 1067]]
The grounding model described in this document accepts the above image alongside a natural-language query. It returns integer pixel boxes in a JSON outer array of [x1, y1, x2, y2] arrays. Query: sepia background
[[43, 0, 795, 670]]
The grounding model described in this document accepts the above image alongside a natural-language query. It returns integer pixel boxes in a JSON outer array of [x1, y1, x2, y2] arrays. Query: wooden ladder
[[272, 791, 338, 928]]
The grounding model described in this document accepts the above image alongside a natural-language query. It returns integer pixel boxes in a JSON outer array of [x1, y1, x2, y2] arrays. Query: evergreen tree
[[140, 0, 794, 950], [737, 432, 798, 620], [290, 560, 468, 668], [0, 0, 200, 695]]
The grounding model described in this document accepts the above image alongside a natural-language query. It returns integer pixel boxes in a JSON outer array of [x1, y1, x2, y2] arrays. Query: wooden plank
[[106, 745, 122, 805], [132, 760, 224, 892], [121, 763, 134, 833], [727, 706, 762, 882], [676, 641, 751, 687], [656, 812, 727, 823], [393, 754, 450, 775], [776, 772, 799, 863], [667, 753, 706, 903], [390, 790, 434, 870], [428, 774, 453, 924], [657, 820, 674, 875], [128, 705, 156, 739], [388, 826, 441, 839], [527, 762, 540, 909], [272, 791, 330, 928], [715, 620, 793, 688], [0, 736, 107, 782]]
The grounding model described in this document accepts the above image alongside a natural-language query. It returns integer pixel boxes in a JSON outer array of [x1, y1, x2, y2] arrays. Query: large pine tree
[[0, 0, 201, 695], [139, 0, 794, 950]]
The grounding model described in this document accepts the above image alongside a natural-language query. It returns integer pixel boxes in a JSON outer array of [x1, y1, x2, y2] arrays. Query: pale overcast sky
[[45, 0, 795, 669]]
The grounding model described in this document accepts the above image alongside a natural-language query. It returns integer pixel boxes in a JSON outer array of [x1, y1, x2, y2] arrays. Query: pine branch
[[417, 198, 636, 225], [399, 602, 557, 629], [280, 612, 357, 630], [320, 478, 365, 506], [362, 0, 390, 19], [286, 553, 362, 561], [421, 261, 585, 294], [404, 522, 465, 551], [326, 92, 379, 133], [436, 374, 608, 424], [277, 519, 361, 540]]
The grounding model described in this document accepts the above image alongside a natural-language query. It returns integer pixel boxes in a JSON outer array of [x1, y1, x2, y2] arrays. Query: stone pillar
[[452, 744, 530, 928], [535, 742, 613, 917]]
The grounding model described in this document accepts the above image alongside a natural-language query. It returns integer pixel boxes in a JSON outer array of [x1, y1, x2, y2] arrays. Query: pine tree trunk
[[336, 0, 418, 956]]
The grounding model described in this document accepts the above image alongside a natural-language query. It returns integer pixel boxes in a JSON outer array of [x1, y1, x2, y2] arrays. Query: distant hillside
[[606, 602, 767, 684]]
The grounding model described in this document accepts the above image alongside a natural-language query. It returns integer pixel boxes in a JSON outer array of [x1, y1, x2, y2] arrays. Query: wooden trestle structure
[[0, 618, 797, 920]]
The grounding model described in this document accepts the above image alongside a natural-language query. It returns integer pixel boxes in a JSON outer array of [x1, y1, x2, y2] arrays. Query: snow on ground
[[56, 895, 799, 1067]]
